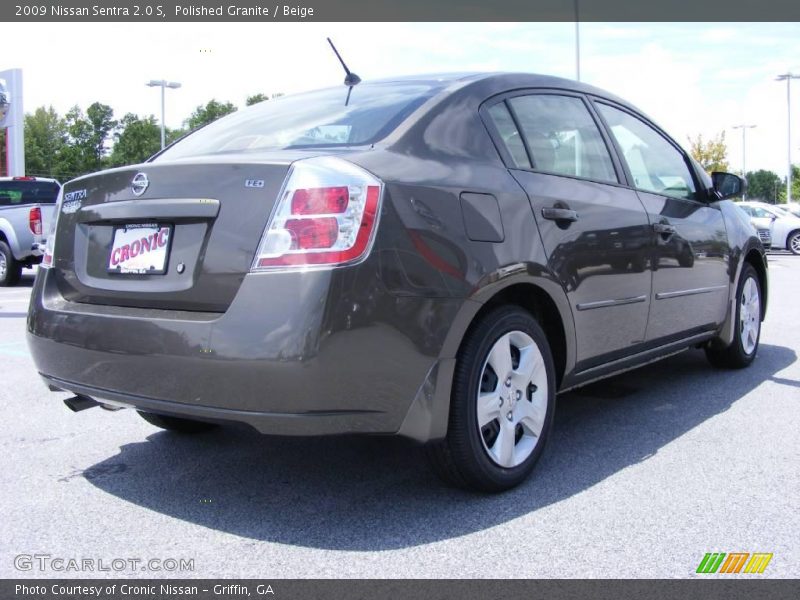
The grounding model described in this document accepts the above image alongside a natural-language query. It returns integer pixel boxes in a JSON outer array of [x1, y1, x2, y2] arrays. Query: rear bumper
[[27, 267, 464, 440]]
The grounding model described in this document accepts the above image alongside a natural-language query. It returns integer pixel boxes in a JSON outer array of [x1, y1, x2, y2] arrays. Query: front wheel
[[787, 230, 800, 255], [426, 306, 556, 492], [138, 411, 218, 433], [705, 263, 762, 369]]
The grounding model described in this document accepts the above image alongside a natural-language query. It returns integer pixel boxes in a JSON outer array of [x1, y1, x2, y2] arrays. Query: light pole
[[574, 0, 581, 82], [732, 124, 756, 200], [146, 79, 181, 149], [776, 73, 799, 203]]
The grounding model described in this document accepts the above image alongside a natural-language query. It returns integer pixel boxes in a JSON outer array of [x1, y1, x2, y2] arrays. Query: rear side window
[[0, 181, 60, 206], [506, 94, 618, 183], [156, 81, 446, 160], [597, 103, 697, 201], [487, 102, 531, 168]]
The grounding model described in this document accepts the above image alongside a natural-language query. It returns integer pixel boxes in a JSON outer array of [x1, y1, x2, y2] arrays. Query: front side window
[[597, 103, 697, 201], [505, 94, 618, 183]]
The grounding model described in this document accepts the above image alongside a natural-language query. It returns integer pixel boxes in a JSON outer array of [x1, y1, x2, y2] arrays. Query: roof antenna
[[327, 37, 360, 106]]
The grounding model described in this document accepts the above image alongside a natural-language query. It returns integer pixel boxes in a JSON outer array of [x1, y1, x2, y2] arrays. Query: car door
[[483, 92, 652, 366], [594, 102, 730, 342]]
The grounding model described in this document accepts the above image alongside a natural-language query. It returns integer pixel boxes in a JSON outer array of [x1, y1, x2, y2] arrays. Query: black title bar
[[4, 579, 800, 600], [4, 0, 800, 22]]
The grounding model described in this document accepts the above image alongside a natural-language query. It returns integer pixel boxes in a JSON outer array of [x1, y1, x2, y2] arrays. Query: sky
[[4, 22, 800, 177]]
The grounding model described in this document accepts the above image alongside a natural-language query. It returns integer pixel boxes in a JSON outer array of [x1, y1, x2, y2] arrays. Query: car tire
[[0, 241, 22, 287], [705, 263, 762, 369], [426, 306, 556, 492], [787, 230, 800, 255], [137, 411, 218, 433]]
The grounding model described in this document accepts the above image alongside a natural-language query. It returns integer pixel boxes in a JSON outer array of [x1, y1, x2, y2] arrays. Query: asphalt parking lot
[[1, 256, 798, 579]]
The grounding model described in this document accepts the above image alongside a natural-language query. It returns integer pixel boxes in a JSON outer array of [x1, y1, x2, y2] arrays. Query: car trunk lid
[[52, 156, 296, 312]]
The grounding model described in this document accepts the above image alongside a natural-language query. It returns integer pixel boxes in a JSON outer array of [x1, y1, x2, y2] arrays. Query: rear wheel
[[0, 241, 22, 287], [137, 411, 218, 433], [426, 306, 556, 492], [787, 230, 800, 255], [705, 263, 762, 369]]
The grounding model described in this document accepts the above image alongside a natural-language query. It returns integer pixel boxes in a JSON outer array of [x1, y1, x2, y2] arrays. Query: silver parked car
[[737, 201, 800, 254]]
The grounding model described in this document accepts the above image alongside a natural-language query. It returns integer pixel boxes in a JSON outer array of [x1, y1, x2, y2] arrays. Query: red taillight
[[13, 176, 36, 181], [29, 206, 42, 235], [291, 187, 349, 215], [252, 157, 383, 270]]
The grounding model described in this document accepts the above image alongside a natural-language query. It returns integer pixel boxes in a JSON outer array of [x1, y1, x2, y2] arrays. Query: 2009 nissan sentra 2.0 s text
[[27, 73, 767, 492]]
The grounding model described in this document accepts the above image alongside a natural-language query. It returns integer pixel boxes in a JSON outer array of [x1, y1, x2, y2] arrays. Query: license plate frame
[[107, 223, 173, 275]]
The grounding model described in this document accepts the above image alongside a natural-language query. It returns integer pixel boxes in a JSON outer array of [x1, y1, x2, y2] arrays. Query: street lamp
[[776, 72, 799, 203], [732, 124, 756, 200], [146, 79, 181, 149], [574, 0, 581, 82]]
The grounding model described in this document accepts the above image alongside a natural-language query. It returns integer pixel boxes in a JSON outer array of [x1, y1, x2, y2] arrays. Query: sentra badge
[[61, 189, 87, 214]]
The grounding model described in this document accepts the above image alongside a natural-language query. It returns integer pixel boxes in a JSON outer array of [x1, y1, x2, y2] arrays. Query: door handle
[[653, 222, 677, 235], [542, 207, 579, 222]]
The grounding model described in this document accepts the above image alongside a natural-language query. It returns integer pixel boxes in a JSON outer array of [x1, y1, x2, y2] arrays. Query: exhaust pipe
[[63, 395, 100, 413]]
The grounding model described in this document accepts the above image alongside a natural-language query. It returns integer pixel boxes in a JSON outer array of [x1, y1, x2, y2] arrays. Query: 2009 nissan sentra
[[27, 73, 767, 491]]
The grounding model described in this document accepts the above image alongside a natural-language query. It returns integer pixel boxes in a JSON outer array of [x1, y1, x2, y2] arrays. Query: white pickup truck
[[0, 177, 60, 286]]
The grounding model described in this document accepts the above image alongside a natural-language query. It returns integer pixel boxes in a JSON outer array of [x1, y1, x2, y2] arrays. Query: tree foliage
[[24, 106, 69, 179], [745, 169, 783, 203], [109, 113, 163, 167], [688, 132, 729, 173], [246, 92, 284, 106], [246, 93, 268, 106], [185, 99, 237, 130]]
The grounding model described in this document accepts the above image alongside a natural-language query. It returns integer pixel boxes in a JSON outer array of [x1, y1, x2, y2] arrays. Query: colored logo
[[696, 552, 773, 574]]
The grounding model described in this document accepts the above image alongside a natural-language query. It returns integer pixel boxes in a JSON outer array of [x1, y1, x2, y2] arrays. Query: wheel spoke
[[492, 419, 516, 467], [477, 391, 501, 428], [516, 398, 545, 437], [487, 333, 513, 379], [512, 345, 537, 383]]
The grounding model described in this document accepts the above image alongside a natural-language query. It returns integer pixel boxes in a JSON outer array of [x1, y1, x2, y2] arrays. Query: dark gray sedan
[[27, 73, 767, 491]]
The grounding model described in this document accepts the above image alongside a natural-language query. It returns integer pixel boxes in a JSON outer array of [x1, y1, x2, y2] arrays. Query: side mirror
[[711, 171, 746, 200]]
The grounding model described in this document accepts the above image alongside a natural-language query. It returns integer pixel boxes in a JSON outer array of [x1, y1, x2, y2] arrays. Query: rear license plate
[[107, 223, 172, 274]]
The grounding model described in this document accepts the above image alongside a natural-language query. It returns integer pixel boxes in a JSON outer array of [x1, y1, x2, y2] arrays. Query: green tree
[[59, 102, 116, 176], [109, 113, 162, 167], [86, 102, 117, 165], [59, 105, 94, 177], [688, 132, 728, 173], [185, 99, 237, 130], [745, 170, 783, 203], [24, 106, 68, 178], [245, 93, 284, 106], [246, 93, 268, 106]]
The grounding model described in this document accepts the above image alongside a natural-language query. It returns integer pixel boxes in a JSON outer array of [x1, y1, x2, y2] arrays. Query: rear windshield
[[0, 181, 60, 206], [155, 81, 445, 161]]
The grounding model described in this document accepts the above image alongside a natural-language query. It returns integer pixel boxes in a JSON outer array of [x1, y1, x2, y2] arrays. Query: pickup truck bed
[[0, 177, 59, 286]]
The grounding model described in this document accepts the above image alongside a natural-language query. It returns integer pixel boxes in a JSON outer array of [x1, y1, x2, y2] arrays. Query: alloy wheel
[[790, 233, 800, 255], [739, 276, 760, 355], [477, 330, 548, 468]]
